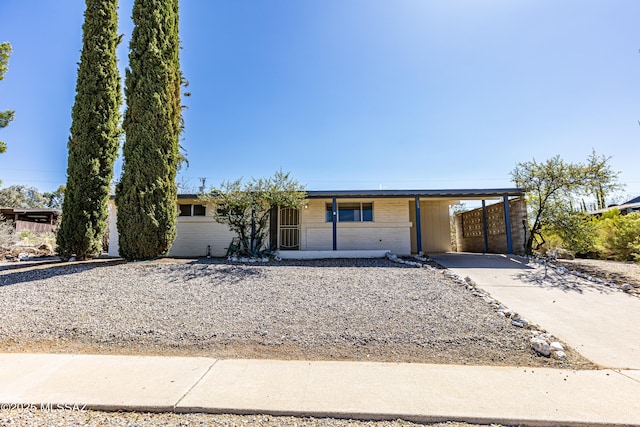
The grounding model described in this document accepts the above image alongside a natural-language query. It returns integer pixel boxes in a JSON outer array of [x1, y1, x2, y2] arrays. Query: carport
[[404, 188, 526, 255]]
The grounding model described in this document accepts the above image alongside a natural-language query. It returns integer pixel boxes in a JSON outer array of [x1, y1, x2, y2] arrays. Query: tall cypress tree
[[115, 0, 182, 260], [57, 0, 122, 260]]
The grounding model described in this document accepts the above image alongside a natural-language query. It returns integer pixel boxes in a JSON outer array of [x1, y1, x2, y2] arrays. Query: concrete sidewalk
[[0, 353, 639, 426], [430, 253, 640, 370]]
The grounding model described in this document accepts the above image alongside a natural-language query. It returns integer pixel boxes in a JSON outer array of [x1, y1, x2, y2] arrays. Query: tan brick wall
[[300, 198, 412, 254], [108, 199, 236, 258]]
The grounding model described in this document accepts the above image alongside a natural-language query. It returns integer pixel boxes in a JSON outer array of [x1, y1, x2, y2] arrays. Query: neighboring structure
[[108, 188, 526, 258], [0, 207, 61, 233], [589, 196, 640, 216]]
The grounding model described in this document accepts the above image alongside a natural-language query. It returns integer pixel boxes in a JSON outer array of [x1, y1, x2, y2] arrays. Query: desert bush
[[17, 229, 37, 245], [0, 216, 16, 250], [546, 211, 597, 256], [1, 218, 56, 259], [594, 210, 640, 261]]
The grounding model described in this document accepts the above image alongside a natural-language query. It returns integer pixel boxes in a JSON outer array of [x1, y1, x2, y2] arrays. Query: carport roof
[[304, 188, 524, 199]]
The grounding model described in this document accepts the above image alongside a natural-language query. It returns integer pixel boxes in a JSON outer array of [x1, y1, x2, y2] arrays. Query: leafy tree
[[43, 185, 66, 210], [511, 151, 622, 255], [0, 41, 15, 154], [203, 170, 306, 258], [57, 0, 122, 260], [115, 0, 184, 260], [0, 185, 48, 208]]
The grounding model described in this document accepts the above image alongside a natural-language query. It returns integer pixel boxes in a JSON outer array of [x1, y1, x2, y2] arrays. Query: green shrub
[[594, 210, 640, 261], [545, 211, 597, 256]]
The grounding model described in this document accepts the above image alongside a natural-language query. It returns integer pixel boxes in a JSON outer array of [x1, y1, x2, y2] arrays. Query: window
[[178, 204, 192, 217], [193, 204, 206, 216], [178, 204, 206, 216], [326, 202, 373, 222]]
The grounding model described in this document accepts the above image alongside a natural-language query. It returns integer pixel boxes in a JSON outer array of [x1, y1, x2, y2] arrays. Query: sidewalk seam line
[[612, 369, 640, 384], [173, 359, 219, 410]]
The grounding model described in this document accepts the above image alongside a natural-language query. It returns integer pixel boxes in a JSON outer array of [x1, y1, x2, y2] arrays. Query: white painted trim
[[276, 250, 389, 259]]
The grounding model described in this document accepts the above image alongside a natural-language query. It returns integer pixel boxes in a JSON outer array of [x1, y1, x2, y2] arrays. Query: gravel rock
[[553, 350, 567, 359], [511, 320, 526, 328], [0, 410, 496, 427], [550, 341, 564, 351], [530, 338, 551, 357]]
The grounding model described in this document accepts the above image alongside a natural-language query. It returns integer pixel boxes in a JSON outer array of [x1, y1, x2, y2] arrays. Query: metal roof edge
[[109, 188, 525, 201], [304, 188, 524, 198]]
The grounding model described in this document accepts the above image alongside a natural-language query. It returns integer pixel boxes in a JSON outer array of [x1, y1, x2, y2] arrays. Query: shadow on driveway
[[429, 252, 533, 270]]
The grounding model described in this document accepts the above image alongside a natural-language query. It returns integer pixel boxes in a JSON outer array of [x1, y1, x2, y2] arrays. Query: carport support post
[[332, 197, 337, 250], [481, 200, 489, 253], [503, 195, 513, 254], [414, 197, 422, 253]]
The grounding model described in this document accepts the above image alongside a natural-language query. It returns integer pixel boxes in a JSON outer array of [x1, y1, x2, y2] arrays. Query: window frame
[[192, 204, 206, 216], [178, 203, 206, 217], [325, 201, 374, 223]]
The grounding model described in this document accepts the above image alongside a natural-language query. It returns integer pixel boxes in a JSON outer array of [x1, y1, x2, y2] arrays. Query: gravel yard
[[0, 410, 497, 427], [0, 258, 591, 368], [556, 258, 640, 289]]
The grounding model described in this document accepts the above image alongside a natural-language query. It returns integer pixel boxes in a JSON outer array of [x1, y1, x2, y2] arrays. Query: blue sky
[[1, 0, 639, 199]]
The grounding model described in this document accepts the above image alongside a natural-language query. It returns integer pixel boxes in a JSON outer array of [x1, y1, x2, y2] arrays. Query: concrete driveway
[[429, 252, 640, 370]]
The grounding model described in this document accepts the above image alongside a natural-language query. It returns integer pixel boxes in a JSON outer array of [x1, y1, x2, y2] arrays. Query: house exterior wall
[[168, 218, 236, 257], [410, 200, 453, 253], [455, 197, 527, 255], [299, 198, 412, 254], [107, 202, 119, 257], [107, 199, 236, 258], [107, 193, 522, 258]]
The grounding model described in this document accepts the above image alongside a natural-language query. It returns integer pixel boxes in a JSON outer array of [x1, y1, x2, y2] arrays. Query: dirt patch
[[556, 258, 640, 289]]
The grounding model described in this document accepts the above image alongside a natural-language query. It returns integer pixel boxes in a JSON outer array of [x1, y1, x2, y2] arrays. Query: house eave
[[304, 188, 524, 199]]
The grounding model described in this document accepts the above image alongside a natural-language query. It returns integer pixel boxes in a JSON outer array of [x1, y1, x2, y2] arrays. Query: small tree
[[511, 151, 622, 255], [203, 170, 306, 258]]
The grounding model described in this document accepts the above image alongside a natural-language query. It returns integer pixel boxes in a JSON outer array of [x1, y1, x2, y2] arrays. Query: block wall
[[455, 198, 527, 255]]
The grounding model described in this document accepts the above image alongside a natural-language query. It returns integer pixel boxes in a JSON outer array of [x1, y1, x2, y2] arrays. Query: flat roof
[[304, 188, 524, 199], [0, 207, 61, 214], [175, 188, 524, 200], [589, 201, 640, 215]]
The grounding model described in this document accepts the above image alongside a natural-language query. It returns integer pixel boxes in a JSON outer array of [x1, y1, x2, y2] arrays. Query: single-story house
[[0, 207, 61, 233], [107, 188, 527, 258], [589, 196, 640, 216]]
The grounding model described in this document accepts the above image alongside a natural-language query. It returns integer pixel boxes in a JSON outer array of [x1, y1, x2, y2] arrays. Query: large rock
[[550, 341, 564, 351], [530, 337, 551, 357]]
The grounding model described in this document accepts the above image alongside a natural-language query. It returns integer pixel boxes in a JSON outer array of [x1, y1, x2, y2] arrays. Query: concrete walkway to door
[[429, 253, 640, 370]]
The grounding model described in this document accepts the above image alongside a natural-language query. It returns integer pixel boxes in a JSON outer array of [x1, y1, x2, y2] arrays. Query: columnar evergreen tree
[[56, 0, 122, 260], [115, 0, 183, 260]]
